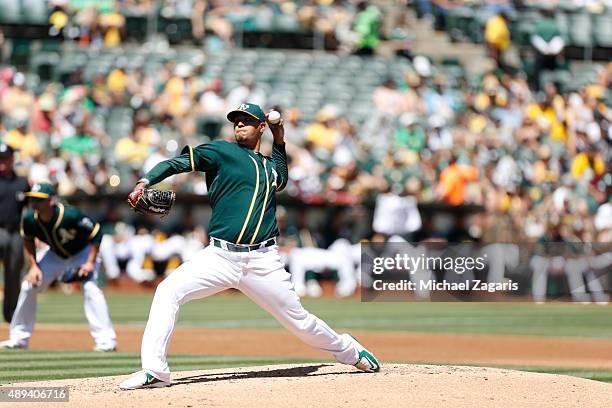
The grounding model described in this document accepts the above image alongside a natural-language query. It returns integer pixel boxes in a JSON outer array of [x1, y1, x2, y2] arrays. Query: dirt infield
[[10, 324, 612, 369], [9, 364, 612, 408]]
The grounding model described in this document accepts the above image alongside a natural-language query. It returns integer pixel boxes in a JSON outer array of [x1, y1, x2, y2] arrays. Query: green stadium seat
[[471, 9, 494, 44], [9, 38, 31, 66], [571, 65, 598, 83], [40, 39, 62, 53], [274, 15, 302, 33], [452, 8, 475, 43], [90, 110, 107, 129], [539, 70, 568, 91], [22, 0, 47, 24], [555, 11, 570, 43], [514, 20, 534, 47], [554, 71, 574, 93], [142, 62, 162, 77], [0, 0, 21, 24], [593, 13, 612, 48], [124, 12, 148, 42], [158, 16, 188, 43], [196, 116, 223, 138], [24, 72, 39, 89], [445, 8, 462, 42], [605, 91, 612, 108], [29, 51, 59, 81], [568, 12, 593, 48]]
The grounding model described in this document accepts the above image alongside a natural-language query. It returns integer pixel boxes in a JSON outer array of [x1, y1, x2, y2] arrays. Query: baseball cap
[[0, 143, 15, 158], [227, 103, 266, 123], [25, 182, 56, 200], [174, 63, 192, 78]]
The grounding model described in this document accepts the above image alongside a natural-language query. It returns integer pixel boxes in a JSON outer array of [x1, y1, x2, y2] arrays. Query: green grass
[[0, 349, 323, 383], [3, 291, 612, 384], [465, 363, 612, 383], [3, 350, 612, 384], [513, 367, 612, 383], [27, 292, 612, 339]]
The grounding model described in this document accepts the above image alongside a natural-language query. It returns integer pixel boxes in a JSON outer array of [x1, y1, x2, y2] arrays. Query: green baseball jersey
[[144, 140, 288, 244], [20, 203, 102, 258], [534, 17, 561, 43]]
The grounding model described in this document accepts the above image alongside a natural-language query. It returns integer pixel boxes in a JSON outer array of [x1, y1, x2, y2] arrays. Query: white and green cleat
[[350, 335, 381, 373], [119, 370, 171, 390], [94, 344, 117, 353], [0, 339, 27, 350], [354, 349, 381, 373]]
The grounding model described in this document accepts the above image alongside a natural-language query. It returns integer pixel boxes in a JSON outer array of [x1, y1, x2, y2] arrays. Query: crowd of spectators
[[418, 0, 612, 26], [42, 0, 384, 52], [0, 1, 610, 249], [0, 47, 610, 245]]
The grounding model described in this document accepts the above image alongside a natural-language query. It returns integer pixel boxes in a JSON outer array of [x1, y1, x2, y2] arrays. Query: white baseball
[[268, 110, 281, 124]]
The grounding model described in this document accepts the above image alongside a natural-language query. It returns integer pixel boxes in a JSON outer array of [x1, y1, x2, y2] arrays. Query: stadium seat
[[274, 14, 302, 33], [29, 52, 60, 81], [568, 12, 593, 48], [196, 116, 223, 139], [9, 38, 31, 66], [107, 108, 134, 140], [471, 9, 494, 44], [88, 113, 108, 137], [605, 91, 612, 108], [22, 0, 47, 24], [142, 62, 162, 78], [452, 8, 475, 43], [539, 69, 572, 92], [158, 17, 193, 43], [593, 13, 612, 48], [0, 0, 21, 24], [124, 12, 148, 42], [514, 20, 534, 48], [555, 11, 571, 43]]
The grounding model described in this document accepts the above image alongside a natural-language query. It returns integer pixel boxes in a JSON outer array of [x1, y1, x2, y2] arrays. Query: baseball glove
[[127, 189, 176, 216], [59, 267, 93, 283]]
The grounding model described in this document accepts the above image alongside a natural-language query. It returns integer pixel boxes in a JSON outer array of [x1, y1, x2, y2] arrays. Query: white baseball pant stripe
[[141, 244, 360, 382], [9, 244, 117, 348]]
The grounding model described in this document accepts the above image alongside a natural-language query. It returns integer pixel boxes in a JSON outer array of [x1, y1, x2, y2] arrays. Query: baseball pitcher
[[120, 103, 380, 390]]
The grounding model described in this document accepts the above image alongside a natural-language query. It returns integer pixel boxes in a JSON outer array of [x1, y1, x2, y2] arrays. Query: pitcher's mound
[[11, 364, 612, 408]]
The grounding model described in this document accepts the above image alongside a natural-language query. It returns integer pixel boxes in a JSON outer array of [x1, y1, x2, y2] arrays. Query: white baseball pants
[[9, 245, 117, 349], [141, 244, 361, 382], [531, 255, 609, 303], [289, 245, 357, 296]]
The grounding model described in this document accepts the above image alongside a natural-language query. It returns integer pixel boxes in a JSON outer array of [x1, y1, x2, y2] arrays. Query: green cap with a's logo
[[25, 182, 56, 200], [227, 103, 266, 123]]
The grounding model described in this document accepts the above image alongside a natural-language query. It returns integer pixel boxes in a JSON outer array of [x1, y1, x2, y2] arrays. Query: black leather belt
[[211, 237, 276, 252]]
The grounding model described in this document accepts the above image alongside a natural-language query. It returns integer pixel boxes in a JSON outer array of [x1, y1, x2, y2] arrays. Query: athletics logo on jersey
[[58, 228, 77, 244]]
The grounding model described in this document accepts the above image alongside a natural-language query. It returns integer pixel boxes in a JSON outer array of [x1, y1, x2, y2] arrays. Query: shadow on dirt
[[173, 364, 363, 386]]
